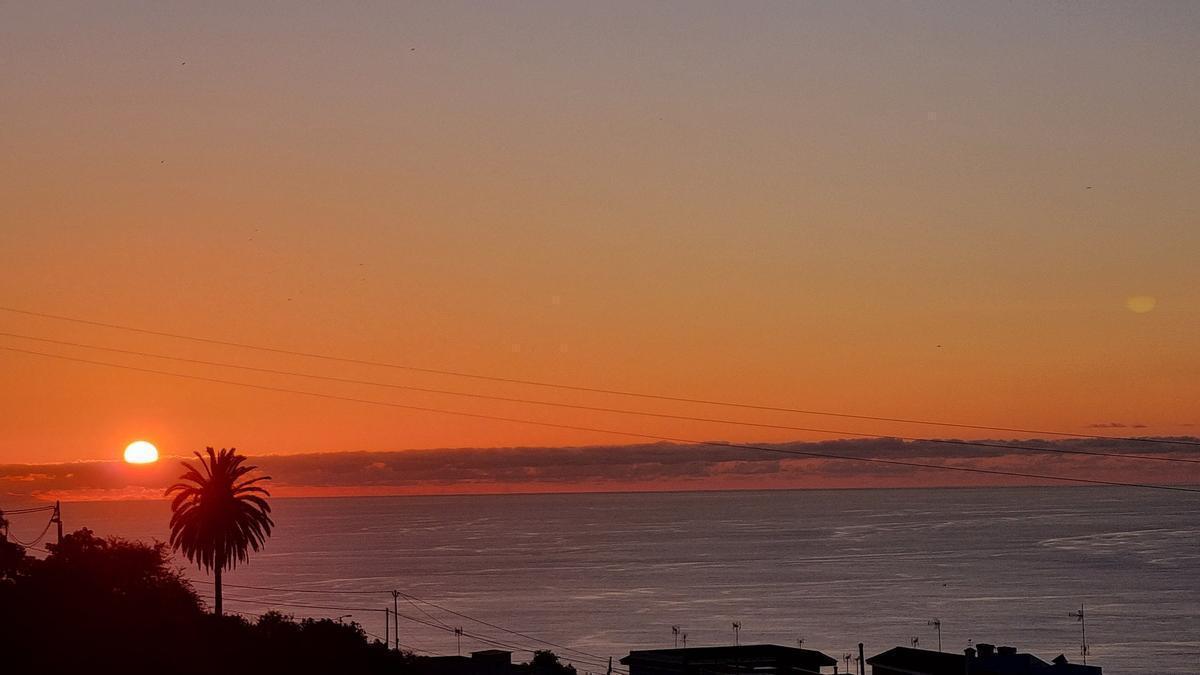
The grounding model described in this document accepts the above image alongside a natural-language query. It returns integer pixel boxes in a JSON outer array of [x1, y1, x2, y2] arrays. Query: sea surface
[[14, 487, 1199, 674]]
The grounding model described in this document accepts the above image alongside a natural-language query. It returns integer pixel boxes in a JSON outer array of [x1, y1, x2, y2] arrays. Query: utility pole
[[927, 619, 942, 652], [672, 625, 680, 648], [1069, 604, 1089, 665], [51, 501, 63, 545], [385, 607, 389, 648], [732, 622, 741, 646], [392, 590, 401, 651]]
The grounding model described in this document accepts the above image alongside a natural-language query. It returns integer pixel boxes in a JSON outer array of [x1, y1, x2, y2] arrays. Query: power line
[[207, 603, 439, 654], [399, 592, 615, 663], [2, 305, 1195, 448], [195, 580, 614, 663], [6, 512, 55, 547], [219, 594, 621, 671], [4, 331, 1196, 466], [0, 505, 57, 515], [2, 345, 1197, 494]]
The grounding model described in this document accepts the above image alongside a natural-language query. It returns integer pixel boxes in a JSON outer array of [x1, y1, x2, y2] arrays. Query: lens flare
[[1126, 295, 1157, 314]]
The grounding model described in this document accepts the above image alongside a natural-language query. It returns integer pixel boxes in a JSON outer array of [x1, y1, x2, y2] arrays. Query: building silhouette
[[867, 643, 1101, 675], [621, 645, 840, 675]]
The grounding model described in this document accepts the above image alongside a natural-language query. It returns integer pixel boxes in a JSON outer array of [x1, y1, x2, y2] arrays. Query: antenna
[[681, 633, 688, 648], [926, 618, 942, 652], [672, 625, 680, 649], [911, 637, 919, 648], [455, 626, 464, 655], [732, 622, 741, 646], [1069, 604, 1089, 665], [842, 653, 853, 673], [796, 635, 804, 649]]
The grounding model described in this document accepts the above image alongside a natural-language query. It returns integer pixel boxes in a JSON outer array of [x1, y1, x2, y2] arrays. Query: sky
[[1, 2, 1198, 497]]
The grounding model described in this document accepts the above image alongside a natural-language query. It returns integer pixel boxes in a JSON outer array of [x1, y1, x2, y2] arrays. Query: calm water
[[22, 487, 1200, 674]]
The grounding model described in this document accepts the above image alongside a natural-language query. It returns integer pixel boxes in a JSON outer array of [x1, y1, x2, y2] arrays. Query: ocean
[[20, 487, 1199, 674]]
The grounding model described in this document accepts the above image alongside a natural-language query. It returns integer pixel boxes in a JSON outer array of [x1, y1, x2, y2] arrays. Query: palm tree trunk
[[214, 559, 223, 616]]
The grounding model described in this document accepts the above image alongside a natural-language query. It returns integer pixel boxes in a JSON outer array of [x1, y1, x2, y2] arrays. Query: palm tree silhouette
[[166, 447, 273, 616]]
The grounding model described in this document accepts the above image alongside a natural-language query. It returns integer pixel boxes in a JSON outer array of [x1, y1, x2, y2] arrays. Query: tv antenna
[[732, 622, 741, 646], [927, 618, 942, 652], [672, 625, 681, 649], [1069, 604, 1089, 664], [454, 626, 464, 655], [911, 637, 919, 648], [681, 632, 688, 648], [796, 635, 804, 649], [842, 653, 853, 673]]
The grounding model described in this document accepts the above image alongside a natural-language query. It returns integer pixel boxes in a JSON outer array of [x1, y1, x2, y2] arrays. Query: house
[[621, 645, 840, 675], [866, 644, 1100, 675], [423, 649, 515, 675]]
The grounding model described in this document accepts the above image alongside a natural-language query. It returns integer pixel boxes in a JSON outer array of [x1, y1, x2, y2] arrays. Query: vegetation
[[0, 528, 577, 675], [166, 446, 274, 615], [0, 528, 405, 673]]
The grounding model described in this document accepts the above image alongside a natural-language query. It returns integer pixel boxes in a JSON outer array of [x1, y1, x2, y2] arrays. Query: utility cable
[[2, 345, 1198, 494], [3, 332, 1195, 466], [2, 305, 1195, 448]]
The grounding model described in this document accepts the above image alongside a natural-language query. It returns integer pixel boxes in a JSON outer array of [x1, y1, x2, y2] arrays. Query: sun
[[124, 440, 159, 464]]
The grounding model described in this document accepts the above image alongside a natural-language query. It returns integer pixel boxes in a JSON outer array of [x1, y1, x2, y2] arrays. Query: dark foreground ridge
[[0, 529, 579, 675]]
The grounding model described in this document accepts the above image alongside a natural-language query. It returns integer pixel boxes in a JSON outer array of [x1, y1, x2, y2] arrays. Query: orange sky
[[1, 3, 1198, 486]]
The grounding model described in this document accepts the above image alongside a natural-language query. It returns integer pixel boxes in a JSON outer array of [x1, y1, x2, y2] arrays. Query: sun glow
[[123, 441, 159, 464]]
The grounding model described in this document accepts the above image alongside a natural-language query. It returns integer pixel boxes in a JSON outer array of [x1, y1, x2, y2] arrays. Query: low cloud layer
[[2, 436, 1197, 502]]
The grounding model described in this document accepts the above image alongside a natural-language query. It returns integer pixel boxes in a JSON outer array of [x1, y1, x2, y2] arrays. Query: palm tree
[[166, 447, 273, 616]]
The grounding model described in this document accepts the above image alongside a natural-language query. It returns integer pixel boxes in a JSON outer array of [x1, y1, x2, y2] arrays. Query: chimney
[[964, 648, 976, 660], [976, 644, 995, 659], [997, 647, 1016, 657], [858, 643, 864, 675]]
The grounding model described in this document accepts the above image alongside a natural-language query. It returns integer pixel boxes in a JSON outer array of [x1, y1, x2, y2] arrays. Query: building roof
[[866, 647, 965, 675], [621, 644, 837, 670], [867, 646, 1100, 675]]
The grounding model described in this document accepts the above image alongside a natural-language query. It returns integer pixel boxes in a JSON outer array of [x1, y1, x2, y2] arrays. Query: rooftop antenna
[[1069, 604, 1089, 665], [927, 618, 942, 652], [796, 635, 804, 649], [911, 637, 919, 648], [681, 633, 688, 648], [843, 653, 853, 673], [732, 622, 741, 646], [455, 626, 464, 655], [672, 625, 681, 649]]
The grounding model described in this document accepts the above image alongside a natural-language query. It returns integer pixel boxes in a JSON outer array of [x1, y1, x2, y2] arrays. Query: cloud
[[1086, 422, 1148, 429], [3, 436, 1197, 501]]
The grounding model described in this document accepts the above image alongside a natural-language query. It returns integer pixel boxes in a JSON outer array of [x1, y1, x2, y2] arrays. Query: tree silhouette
[[167, 447, 273, 615]]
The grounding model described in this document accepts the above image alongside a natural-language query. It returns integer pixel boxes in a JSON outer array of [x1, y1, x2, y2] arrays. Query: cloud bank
[[2, 436, 1197, 502]]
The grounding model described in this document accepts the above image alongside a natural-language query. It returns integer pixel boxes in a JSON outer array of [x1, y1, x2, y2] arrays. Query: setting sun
[[123, 440, 159, 464]]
